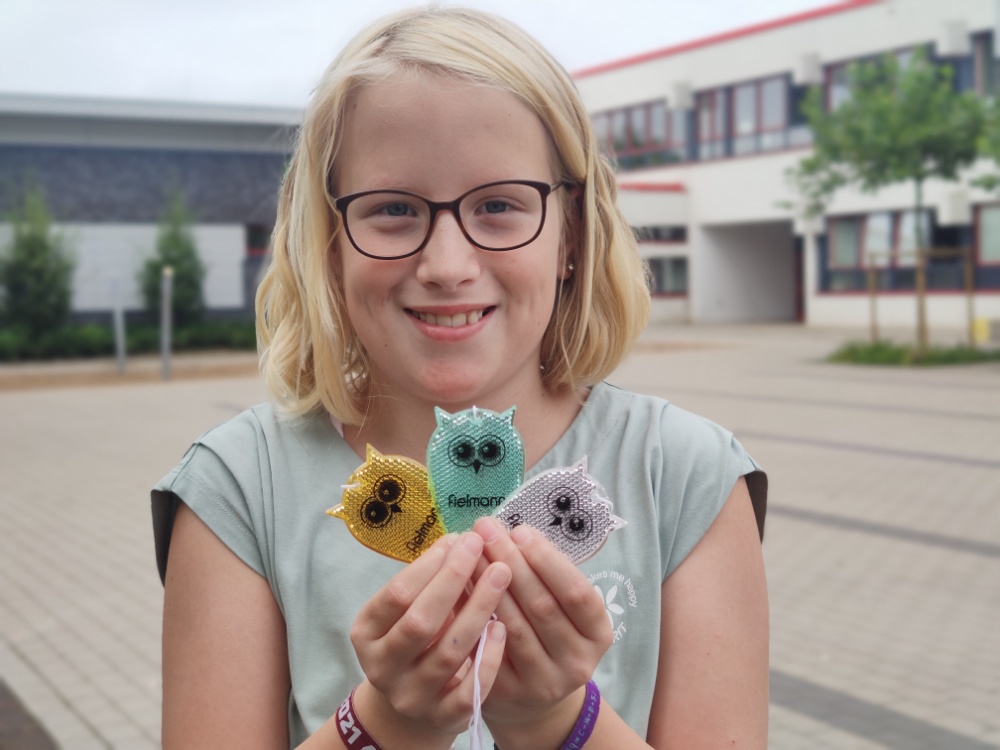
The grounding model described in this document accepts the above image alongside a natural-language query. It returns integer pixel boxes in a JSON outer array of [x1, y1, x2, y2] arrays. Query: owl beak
[[473, 460, 481, 473], [549, 517, 562, 527]]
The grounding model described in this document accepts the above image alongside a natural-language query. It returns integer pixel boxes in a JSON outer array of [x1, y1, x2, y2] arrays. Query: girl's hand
[[347, 532, 511, 749], [472, 517, 613, 748]]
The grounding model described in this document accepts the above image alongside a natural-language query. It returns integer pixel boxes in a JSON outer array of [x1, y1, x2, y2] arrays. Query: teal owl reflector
[[427, 406, 525, 534], [329, 406, 624, 564]]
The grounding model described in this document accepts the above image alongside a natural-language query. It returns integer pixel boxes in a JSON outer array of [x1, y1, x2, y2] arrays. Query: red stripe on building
[[574, 0, 881, 78]]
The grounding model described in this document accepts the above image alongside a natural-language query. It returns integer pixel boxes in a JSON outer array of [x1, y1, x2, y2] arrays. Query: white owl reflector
[[493, 458, 625, 564], [329, 406, 625, 564]]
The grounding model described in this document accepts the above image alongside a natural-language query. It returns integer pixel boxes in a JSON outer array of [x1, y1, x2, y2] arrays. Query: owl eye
[[477, 436, 506, 467], [562, 511, 593, 541], [375, 475, 405, 504], [362, 498, 393, 527], [547, 486, 578, 516], [448, 435, 477, 467]]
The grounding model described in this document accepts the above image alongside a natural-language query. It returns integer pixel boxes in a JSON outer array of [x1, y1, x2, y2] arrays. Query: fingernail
[[462, 533, 484, 554], [487, 564, 511, 590], [510, 524, 533, 546], [489, 620, 507, 643], [438, 533, 458, 548], [477, 517, 502, 545]]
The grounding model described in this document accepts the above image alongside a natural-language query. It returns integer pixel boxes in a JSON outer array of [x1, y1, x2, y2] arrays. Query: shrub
[[139, 190, 206, 328], [0, 184, 74, 335], [829, 340, 1000, 366]]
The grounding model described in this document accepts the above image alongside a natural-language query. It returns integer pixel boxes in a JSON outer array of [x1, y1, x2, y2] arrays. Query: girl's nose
[[415, 211, 481, 289]]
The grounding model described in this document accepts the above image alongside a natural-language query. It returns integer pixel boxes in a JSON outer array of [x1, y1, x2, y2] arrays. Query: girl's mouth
[[408, 307, 495, 327]]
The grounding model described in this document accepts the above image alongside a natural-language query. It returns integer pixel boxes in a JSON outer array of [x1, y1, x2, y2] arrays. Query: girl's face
[[334, 71, 568, 411]]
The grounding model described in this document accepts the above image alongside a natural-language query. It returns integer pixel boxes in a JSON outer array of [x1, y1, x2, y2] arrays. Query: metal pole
[[965, 246, 976, 349], [161, 266, 174, 381], [111, 275, 126, 374]]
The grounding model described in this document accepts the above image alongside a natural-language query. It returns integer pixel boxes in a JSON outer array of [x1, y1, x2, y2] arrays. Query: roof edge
[[574, 0, 882, 79], [0, 91, 302, 127]]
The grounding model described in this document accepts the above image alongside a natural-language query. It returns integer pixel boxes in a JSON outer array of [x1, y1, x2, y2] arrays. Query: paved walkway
[[1, 325, 998, 749]]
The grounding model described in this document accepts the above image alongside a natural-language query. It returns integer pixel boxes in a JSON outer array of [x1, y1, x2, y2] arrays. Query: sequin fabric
[[493, 458, 626, 564], [327, 446, 444, 563]]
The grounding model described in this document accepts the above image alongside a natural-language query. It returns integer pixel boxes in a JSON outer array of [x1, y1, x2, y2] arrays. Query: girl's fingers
[[475, 518, 608, 654], [381, 533, 491, 665], [415, 560, 511, 686], [355, 534, 456, 641], [506, 525, 609, 643]]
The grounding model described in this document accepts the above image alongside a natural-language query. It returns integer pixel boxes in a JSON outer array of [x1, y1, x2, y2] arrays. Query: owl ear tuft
[[434, 406, 449, 427], [501, 406, 516, 424], [570, 456, 589, 474], [365, 444, 383, 461], [326, 504, 346, 519]]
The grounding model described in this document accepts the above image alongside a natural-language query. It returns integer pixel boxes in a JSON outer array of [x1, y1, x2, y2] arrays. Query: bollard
[[111, 275, 126, 375], [161, 266, 174, 381]]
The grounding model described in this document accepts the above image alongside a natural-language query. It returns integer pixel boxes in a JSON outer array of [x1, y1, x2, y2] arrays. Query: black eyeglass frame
[[333, 179, 569, 260]]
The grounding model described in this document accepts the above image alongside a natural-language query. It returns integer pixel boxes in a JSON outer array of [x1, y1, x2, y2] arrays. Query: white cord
[[467, 614, 497, 750]]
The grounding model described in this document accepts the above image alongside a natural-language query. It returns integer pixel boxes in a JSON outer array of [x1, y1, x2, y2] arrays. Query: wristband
[[560, 680, 601, 750], [336, 687, 383, 750]]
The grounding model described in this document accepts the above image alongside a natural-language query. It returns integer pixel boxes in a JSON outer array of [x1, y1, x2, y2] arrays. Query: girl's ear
[[557, 183, 584, 281]]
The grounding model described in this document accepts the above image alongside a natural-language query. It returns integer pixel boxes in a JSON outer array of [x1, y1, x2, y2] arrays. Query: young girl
[[152, 7, 769, 749]]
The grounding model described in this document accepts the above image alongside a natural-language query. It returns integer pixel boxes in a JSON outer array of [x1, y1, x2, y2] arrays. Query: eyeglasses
[[334, 179, 568, 260]]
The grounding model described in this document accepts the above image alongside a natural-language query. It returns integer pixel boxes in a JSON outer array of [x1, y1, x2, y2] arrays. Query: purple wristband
[[335, 687, 383, 750], [560, 680, 601, 750]]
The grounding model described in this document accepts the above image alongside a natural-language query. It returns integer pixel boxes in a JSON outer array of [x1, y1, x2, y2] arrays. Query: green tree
[[787, 48, 985, 351], [0, 182, 75, 334], [140, 189, 206, 327]]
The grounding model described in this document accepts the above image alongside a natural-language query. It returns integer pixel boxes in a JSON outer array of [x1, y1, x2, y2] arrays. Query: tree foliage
[[0, 183, 75, 334], [140, 189, 206, 327], [787, 48, 985, 224]]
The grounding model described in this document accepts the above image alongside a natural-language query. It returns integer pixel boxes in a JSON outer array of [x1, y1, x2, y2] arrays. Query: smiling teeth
[[414, 310, 484, 327]]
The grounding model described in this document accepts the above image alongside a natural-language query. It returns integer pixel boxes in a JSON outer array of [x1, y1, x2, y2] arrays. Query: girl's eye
[[482, 200, 511, 214], [379, 202, 415, 217]]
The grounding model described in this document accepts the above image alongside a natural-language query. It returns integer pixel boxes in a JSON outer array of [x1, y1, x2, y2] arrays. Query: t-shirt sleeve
[[658, 405, 766, 580], [151, 420, 269, 585]]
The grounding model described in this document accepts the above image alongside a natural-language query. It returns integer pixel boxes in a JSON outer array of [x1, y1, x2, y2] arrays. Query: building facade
[[575, 0, 1000, 333], [0, 94, 297, 321]]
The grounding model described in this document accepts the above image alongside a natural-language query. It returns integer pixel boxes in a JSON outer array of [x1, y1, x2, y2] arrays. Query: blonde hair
[[256, 6, 649, 423]]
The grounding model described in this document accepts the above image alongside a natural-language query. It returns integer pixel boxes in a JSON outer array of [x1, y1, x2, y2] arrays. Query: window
[[830, 217, 862, 267], [732, 76, 788, 155], [896, 210, 932, 265], [647, 257, 688, 294], [827, 64, 851, 109], [697, 90, 727, 160], [863, 213, 893, 267], [979, 205, 1000, 263], [591, 99, 690, 169], [972, 33, 1000, 95], [634, 225, 687, 243]]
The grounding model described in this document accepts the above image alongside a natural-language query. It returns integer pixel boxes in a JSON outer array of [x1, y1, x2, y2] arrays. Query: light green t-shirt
[[152, 381, 766, 748]]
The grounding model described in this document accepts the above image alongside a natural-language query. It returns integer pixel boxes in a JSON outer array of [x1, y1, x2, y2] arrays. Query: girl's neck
[[342, 377, 585, 471]]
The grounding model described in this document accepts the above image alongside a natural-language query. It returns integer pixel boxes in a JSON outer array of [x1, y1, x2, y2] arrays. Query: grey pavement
[[1, 325, 998, 749]]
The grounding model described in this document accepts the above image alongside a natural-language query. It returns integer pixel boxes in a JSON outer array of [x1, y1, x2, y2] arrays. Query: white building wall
[[692, 223, 797, 322], [0, 223, 247, 314], [577, 0, 996, 112], [808, 292, 1000, 329]]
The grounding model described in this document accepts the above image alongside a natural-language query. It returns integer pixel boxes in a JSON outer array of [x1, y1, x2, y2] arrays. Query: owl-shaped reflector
[[327, 446, 445, 563], [493, 458, 625, 564], [427, 406, 525, 533]]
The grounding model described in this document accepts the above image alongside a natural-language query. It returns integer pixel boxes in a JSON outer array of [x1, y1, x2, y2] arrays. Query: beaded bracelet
[[560, 680, 601, 750], [335, 687, 383, 750]]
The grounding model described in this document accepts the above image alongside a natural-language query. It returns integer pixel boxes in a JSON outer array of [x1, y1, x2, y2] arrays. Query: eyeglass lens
[[342, 182, 548, 258]]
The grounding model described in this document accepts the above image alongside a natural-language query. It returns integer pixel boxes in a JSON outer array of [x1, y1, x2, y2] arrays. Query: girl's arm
[[475, 476, 769, 750], [162, 502, 291, 749], [163, 503, 511, 750]]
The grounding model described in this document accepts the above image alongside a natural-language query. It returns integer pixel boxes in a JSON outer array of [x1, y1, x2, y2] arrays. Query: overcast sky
[[0, 0, 835, 108]]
